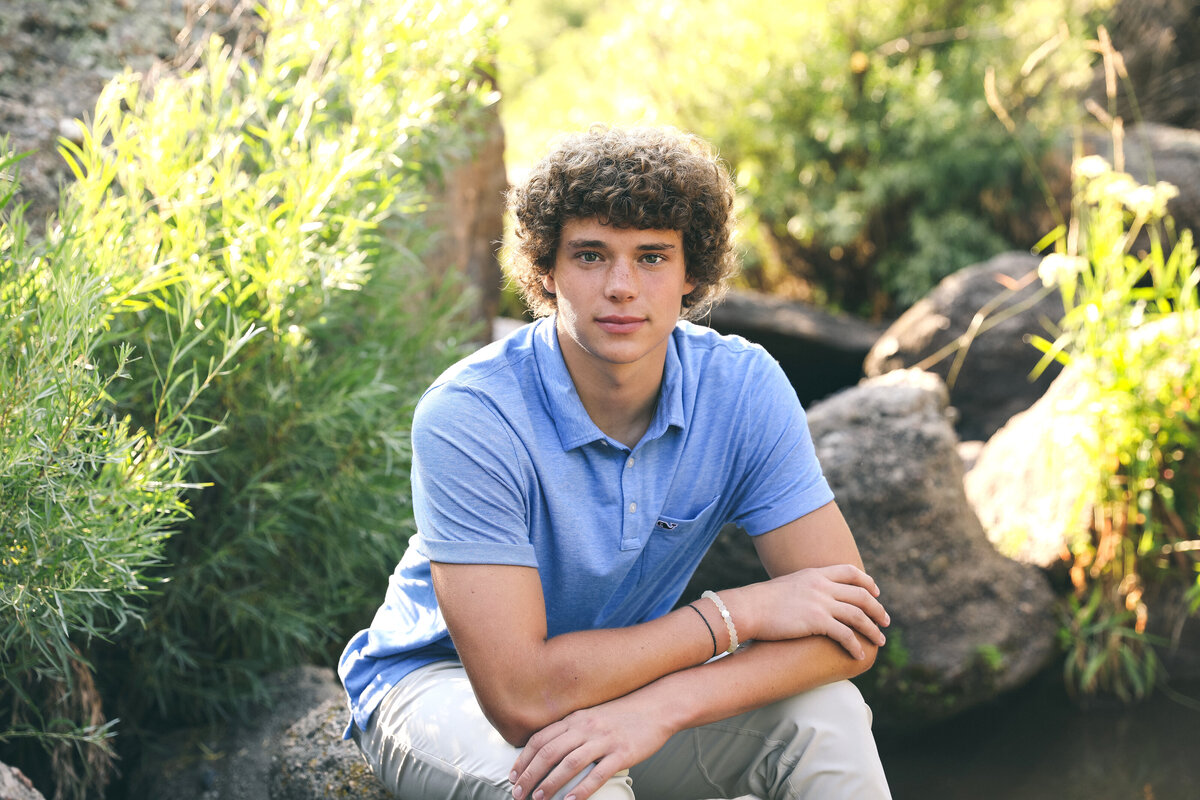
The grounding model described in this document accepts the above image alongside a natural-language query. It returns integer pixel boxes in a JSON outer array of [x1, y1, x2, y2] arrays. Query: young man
[[339, 125, 892, 800]]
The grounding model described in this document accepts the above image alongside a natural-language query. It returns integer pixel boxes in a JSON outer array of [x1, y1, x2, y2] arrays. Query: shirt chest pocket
[[652, 494, 723, 537], [641, 494, 725, 584]]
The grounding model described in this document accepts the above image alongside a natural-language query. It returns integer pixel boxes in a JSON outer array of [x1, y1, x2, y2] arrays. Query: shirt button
[[628, 502, 637, 513], [626, 457, 635, 468]]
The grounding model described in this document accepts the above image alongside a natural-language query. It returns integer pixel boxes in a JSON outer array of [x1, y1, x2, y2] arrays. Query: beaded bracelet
[[702, 590, 739, 654], [686, 603, 718, 660]]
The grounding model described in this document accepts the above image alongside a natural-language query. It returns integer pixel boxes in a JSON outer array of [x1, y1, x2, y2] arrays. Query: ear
[[542, 270, 556, 296]]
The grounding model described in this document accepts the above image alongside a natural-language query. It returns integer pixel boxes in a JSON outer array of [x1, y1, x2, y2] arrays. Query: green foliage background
[[4, 0, 1198, 797], [2, 1, 502, 796], [499, 0, 1110, 316]]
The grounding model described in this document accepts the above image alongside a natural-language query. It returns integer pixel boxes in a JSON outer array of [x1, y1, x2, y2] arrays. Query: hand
[[508, 694, 671, 800], [736, 564, 890, 659]]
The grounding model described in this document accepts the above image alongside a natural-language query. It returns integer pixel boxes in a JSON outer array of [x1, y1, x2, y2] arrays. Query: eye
[[577, 251, 602, 263], [642, 253, 666, 265]]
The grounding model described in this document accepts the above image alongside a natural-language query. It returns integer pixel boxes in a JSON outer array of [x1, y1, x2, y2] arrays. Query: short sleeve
[[410, 383, 538, 567], [729, 354, 834, 535]]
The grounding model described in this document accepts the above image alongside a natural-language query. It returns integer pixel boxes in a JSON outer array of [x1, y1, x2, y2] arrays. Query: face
[[544, 217, 695, 380]]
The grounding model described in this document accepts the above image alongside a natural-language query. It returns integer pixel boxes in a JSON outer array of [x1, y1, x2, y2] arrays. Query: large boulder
[[128, 666, 354, 800], [269, 697, 389, 800], [963, 363, 1096, 570], [0, 0, 252, 230], [705, 288, 885, 405], [863, 252, 1064, 442], [1096, 0, 1200, 131], [690, 370, 1059, 728]]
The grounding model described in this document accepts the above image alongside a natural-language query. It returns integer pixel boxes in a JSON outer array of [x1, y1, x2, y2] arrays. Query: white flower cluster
[[1073, 155, 1179, 219]]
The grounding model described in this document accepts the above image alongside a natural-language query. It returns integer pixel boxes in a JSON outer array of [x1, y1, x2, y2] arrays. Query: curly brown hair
[[506, 125, 738, 319]]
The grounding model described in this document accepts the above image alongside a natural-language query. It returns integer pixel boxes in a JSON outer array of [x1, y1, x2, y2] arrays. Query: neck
[[558, 336, 665, 449]]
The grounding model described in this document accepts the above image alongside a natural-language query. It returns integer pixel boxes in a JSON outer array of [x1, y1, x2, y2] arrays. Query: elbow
[[477, 692, 563, 748], [486, 706, 538, 748], [844, 637, 879, 679]]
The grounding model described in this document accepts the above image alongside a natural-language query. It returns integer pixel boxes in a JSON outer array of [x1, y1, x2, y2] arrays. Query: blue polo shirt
[[338, 316, 833, 734]]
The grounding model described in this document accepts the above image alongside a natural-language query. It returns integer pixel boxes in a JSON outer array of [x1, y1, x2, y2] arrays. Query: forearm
[[621, 631, 877, 736], [471, 601, 720, 744], [485, 576, 874, 744]]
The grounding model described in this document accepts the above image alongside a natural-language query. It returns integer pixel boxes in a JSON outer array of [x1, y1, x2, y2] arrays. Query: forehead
[[558, 217, 683, 249]]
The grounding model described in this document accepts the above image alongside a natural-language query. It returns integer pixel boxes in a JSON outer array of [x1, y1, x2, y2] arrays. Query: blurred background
[[2, 1, 1198, 798]]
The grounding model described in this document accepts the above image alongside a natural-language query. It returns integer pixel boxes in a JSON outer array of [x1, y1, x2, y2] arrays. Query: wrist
[[714, 584, 758, 644]]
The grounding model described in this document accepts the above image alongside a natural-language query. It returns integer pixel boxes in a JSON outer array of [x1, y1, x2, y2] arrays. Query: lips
[[595, 315, 646, 334]]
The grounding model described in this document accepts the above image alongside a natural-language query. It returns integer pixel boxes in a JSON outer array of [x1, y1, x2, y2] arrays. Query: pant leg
[[628, 680, 891, 800], [354, 660, 634, 800]]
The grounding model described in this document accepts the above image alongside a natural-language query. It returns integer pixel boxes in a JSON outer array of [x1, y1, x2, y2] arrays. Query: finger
[[825, 564, 881, 596], [559, 755, 626, 800], [831, 585, 891, 627], [512, 721, 564, 778], [529, 741, 603, 800], [836, 604, 887, 647], [826, 621, 867, 660], [512, 729, 582, 799]]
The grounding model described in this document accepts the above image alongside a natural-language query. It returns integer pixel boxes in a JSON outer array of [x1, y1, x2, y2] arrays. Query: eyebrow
[[564, 239, 678, 250]]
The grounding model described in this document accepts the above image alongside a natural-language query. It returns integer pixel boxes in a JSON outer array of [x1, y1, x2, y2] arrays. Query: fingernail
[[533, 790, 544, 800], [512, 786, 523, 799], [509, 771, 518, 783]]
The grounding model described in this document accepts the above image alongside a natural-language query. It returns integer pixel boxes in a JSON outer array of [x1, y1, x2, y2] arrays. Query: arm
[[507, 501, 889, 800], [430, 559, 718, 746], [433, 502, 884, 747]]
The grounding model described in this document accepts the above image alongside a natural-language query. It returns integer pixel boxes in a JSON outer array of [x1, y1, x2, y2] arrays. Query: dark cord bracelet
[[687, 602, 718, 660]]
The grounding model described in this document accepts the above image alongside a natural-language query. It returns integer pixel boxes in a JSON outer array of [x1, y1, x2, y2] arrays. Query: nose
[[605, 258, 638, 301]]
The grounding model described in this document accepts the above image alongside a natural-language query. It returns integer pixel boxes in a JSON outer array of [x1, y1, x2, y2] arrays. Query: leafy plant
[[55, 0, 503, 726], [4, 1, 504, 795], [1028, 29, 1199, 702], [0, 146, 250, 798]]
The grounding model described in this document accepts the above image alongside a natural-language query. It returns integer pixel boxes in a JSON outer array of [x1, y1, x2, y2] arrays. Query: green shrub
[[51, 0, 503, 727], [499, 0, 1110, 316], [1031, 34, 1199, 702], [0, 147, 248, 798]]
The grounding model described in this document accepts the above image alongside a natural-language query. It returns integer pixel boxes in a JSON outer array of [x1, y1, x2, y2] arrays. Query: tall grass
[[1027, 30, 1199, 702]]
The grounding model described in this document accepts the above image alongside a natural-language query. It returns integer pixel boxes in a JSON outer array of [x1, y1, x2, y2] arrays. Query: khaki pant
[[354, 660, 891, 800]]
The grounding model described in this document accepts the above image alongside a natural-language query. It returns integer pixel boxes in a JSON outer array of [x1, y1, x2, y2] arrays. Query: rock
[[963, 362, 1096, 570], [269, 698, 390, 800], [967, 311, 1200, 568], [128, 665, 347, 800], [0, 0, 255, 230], [966, 312, 1200, 677], [689, 370, 1059, 727], [704, 288, 885, 405], [1083, 123, 1200, 242], [863, 252, 1064, 441], [1096, 0, 1200, 130], [807, 370, 1057, 727], [0, 763, 45, 800]]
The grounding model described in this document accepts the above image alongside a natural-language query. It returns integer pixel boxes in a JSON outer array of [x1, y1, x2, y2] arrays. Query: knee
[[772, 680, 874, 745]]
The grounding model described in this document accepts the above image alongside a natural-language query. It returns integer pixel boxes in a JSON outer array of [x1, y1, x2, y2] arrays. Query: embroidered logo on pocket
[[654, 519, 678, 530]]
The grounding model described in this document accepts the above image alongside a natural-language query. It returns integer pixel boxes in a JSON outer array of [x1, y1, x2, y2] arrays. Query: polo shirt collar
[[534, 316, 686, 452]]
